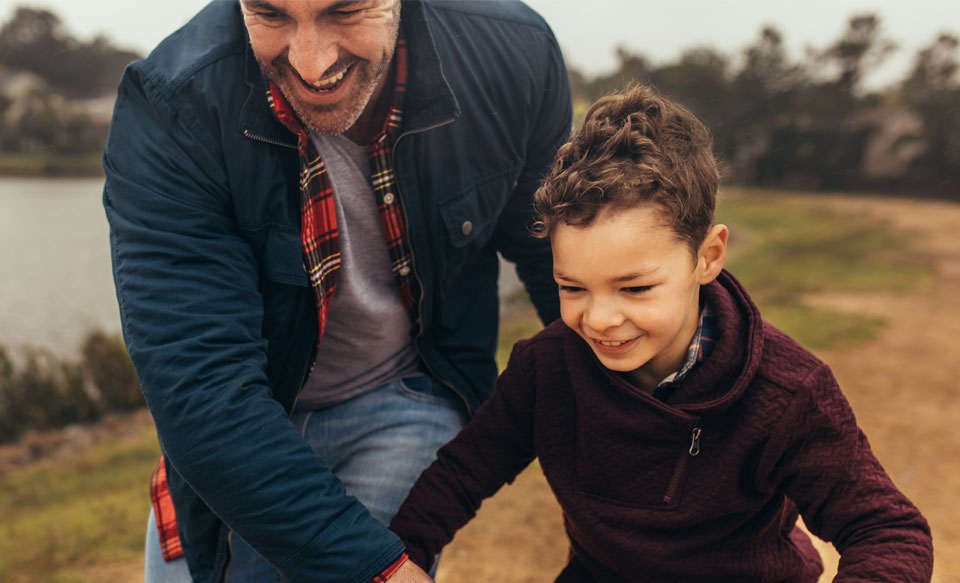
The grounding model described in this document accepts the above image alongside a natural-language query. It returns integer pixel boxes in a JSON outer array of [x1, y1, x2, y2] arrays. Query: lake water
[[0, 177, 119, 356], [0, 177, 525, 357]]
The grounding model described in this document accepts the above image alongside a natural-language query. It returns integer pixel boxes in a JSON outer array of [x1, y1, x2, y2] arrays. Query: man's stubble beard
[[260, 27, 398, 136]]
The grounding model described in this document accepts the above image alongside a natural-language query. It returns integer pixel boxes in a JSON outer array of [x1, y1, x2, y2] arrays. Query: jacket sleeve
[[388, 342, 539, 571], [103, 66, 403, 583], [761, 365, 933, 582], [493, 24, 571, 326]]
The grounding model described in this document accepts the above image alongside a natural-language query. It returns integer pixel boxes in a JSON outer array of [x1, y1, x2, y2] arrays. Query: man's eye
[[333, 9, 363, 19], [624, 286, 653, 294], [256, 10, 284, 21]]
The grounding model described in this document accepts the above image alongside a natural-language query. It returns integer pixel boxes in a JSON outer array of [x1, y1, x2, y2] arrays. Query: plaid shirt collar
[[652, 305, 717, 401], [265, 36, 419, 341]]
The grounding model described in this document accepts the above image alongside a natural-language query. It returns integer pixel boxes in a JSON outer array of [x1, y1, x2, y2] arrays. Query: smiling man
[[102, 0, 571, 582]]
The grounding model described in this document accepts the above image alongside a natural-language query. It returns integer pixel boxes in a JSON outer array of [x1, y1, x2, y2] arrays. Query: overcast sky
[[1, 0, 957, 89]]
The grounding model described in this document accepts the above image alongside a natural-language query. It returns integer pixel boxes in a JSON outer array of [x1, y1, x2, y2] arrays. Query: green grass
[[0, 421, 160, 582], [717, 187, 933, 349], [0, 153, 104, 178]]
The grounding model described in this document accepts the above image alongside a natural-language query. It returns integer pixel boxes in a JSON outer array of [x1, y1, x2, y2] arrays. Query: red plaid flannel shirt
[[151, 40, 417, 581]]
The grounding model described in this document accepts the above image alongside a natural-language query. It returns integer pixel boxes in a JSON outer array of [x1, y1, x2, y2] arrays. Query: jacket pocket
[[260, 226, 308, 287], [436, 166, 519, 286]]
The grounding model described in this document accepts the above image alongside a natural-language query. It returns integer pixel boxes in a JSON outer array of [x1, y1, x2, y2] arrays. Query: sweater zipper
[[390, 117, 474, 415], [663, 424, 702, 505]]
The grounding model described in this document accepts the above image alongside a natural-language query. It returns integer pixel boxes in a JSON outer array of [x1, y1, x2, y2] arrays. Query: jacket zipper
[[390, 117, 475, 415], [243, 127, 311, 414], [662, 424, 702, 505], [242, 129, 297, 150]]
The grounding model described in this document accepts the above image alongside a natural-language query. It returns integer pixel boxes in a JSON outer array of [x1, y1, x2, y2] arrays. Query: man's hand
[[388, 559, 435, 583]]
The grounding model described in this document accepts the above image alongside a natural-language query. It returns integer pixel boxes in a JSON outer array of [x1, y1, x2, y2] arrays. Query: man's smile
[[303, 63, 355, 92]]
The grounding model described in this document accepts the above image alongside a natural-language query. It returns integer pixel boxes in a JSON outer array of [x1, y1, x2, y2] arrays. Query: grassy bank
[[0, 189, 936, 581], [0, 153, 104, 178], [0, 414, 158, 583], [719, 187, 933, 349]]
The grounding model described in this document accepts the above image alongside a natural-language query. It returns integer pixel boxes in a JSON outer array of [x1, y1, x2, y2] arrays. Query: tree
[[0, 7, 72, 84], [902, 34, 960, 190], [814, 14, 896, 97], [0, 6, 141, 98]]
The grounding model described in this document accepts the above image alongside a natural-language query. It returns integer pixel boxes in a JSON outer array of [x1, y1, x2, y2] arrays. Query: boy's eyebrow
[[554, 268, 659, 282], [614, 269, 658, 282]]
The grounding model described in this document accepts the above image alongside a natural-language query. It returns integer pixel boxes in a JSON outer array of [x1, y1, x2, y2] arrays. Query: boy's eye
[[558, 285, 584, 293], [623, 286, 653, 295]]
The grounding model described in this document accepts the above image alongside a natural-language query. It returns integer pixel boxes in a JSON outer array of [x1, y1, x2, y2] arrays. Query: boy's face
[[552, 205, 727, 392]]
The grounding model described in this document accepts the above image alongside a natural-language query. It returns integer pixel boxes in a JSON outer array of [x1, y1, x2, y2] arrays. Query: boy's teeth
[[312, 70, 346, 88], [599, 340, 625, 347]]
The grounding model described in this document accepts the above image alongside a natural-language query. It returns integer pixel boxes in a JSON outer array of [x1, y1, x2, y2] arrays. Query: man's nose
[[287, 25, 339, 84]]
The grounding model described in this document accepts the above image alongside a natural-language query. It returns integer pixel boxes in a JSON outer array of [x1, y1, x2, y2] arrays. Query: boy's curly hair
[[533, 84, 719, 253]]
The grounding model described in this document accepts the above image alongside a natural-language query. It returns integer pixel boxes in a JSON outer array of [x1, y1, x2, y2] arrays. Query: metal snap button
[[399, 266, 411, 276], [383, 193, 395, 205]]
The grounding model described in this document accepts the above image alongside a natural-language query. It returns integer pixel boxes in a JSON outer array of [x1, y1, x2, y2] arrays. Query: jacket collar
[[238, 0, 459, 146]]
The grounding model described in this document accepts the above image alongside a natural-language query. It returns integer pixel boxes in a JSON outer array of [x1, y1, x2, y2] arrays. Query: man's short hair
[[533, 84, 719, 253]]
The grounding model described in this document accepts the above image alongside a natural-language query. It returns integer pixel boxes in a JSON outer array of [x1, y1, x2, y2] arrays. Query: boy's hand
[[388, 559, 435, 583]]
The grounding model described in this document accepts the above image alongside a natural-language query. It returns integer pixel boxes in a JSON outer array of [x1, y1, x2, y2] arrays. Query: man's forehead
[[240, 0, 393, 10]]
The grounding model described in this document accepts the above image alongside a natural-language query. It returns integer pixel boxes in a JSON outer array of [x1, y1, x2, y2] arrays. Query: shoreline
[[0, 153, 104, 178]]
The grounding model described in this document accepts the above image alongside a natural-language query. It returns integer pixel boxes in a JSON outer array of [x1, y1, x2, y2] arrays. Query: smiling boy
[[388, 85, 933, 581]]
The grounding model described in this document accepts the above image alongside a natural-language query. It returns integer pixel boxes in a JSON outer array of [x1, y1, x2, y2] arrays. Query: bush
[[81, 331, 142, 413], [0, 331, 142, 445]]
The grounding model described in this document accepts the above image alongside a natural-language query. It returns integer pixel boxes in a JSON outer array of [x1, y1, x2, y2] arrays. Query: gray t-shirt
[[295, 132, 423, 410]]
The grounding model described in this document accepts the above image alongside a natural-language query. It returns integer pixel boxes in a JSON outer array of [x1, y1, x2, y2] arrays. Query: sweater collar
[[567, 269, 764, 418]]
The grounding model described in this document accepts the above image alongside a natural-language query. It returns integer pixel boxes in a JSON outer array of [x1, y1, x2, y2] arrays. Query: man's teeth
[[598, 340, 626, 347], [312, 70, 346, 88]]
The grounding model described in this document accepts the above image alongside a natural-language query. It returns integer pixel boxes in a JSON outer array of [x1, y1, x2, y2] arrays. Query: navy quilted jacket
[[102, 1, 570, 581]]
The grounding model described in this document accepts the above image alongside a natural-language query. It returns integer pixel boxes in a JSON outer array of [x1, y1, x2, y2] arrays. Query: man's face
[[241, 0, 401, 136]]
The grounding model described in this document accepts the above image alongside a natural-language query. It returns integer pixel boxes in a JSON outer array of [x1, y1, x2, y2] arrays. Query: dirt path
[[437, 195, 960, 583]]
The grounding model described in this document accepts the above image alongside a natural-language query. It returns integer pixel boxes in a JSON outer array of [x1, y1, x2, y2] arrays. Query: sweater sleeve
[[763, 364, 933, 582], [388, 342, 540, 571]]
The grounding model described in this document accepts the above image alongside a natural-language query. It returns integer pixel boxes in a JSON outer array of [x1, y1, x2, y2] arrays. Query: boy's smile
[[552, 205, 727, 393]]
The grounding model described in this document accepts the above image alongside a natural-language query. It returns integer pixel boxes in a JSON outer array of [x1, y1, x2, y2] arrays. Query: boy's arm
[[762, 365, 933, 582], [389, 342, 540, 571]]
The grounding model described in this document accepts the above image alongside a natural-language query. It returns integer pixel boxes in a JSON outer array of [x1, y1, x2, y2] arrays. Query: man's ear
[[696, 224, 728, 285]]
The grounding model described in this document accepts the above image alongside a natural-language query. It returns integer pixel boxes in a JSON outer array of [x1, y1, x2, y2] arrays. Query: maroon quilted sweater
[[389, 270, 933, 582]]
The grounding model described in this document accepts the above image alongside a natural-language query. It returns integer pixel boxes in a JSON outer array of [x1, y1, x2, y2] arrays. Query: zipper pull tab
[[689, 426, 702, 456]]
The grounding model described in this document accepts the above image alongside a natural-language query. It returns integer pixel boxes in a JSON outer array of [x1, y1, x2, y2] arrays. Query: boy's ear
[[696, 224, 728, 285]]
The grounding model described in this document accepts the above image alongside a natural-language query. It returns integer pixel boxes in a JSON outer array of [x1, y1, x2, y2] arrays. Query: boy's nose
[[583, 300, 625, 334], [287, 26, 339, 84]]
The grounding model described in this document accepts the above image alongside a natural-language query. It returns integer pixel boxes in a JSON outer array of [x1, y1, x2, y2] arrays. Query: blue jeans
[[144, 376, 466, 582]]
